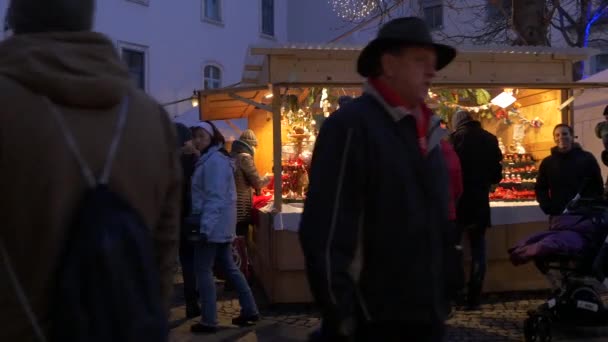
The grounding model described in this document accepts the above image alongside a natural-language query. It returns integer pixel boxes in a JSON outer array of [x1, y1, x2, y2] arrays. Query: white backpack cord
[[0, 240, 48, 342], [45, 96, 130, 187]]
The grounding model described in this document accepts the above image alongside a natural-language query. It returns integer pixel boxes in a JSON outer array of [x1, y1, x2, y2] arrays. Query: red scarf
[[368, 78, 431, 154]]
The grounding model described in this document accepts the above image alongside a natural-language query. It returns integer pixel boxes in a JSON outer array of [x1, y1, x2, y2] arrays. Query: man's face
[[381, 46, 437, 107], [554, 126, 573, 151], [604, 113, 608, 122]]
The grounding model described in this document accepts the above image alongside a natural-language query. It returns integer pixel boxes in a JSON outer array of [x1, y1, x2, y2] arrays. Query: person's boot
[[186, 301, 201, 319], [465, 282, 482, 311], [232, 314, 260, 326]]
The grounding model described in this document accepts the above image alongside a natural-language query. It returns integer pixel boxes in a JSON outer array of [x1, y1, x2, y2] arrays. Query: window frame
[[126, 0, 150, 6], [202, 0, 223, 25], [118, 41, 149, 92], [486, 0, 511, 21], [203, 64, 223, 90], [422, 0, 443, 30], [594, 53, 608, 74], [260, 0, 275, 38]]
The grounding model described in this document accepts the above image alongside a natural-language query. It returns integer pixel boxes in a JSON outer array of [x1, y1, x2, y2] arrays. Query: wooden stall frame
[[192, 44, 608, 302]]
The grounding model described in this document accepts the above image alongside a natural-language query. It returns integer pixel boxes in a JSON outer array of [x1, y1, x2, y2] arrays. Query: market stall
[[198, 44, 606, 303]]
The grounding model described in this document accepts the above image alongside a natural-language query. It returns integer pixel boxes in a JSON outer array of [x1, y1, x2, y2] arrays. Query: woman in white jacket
[[189, 121, 259, 333]]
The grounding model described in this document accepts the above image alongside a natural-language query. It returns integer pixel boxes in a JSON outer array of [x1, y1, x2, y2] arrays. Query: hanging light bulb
[[329, 0, 377, 21]]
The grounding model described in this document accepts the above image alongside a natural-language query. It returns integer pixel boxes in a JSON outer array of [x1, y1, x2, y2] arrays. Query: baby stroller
[[522, 196, 608, 342]]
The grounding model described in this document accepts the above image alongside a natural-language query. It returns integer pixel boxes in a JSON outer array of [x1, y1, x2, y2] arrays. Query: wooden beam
[[562, 88, 573, 125], [242, 78, 259, 84], [228, 93, 272, 112], [224, 119, 243, 135], [298, 88, 311, 107], [271, 85, 283, 212], [517, 90, 559, 108], [245, 65, 263, 71]]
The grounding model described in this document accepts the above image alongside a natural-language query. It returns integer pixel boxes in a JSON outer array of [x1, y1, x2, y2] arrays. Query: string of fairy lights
[[329, 0, 378, 21]]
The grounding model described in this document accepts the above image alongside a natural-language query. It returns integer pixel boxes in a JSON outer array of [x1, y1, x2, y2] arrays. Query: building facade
[[286, 0, 608, 77], [0, 0, 288, 117]]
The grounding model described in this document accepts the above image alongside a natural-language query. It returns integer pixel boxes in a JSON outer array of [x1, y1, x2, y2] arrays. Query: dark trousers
[[356, 321, 445, 342], [445, 220, 464, 301], [178, 231, 197, 305], [236, 221, 250, 237], [312, 321, 445, 342], [457, 223, 487, 304]]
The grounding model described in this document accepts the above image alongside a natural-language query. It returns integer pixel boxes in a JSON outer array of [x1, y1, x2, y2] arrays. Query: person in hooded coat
[[0, 1, 181, 340], [230, 129, 270, 236], [536, 124, 604, 216]]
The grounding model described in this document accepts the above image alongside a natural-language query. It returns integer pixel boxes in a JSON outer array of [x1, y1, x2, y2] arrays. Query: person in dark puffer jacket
[[536, 124, 603, 216], [450, 110, 503, 310]]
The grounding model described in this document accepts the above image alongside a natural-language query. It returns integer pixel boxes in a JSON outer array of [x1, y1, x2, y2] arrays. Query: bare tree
[[336, 0, 608, 78], [339, 1, 608, 47]]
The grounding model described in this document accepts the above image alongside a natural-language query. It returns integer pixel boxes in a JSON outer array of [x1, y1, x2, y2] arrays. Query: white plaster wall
[[574, 73, 608, 180], [0, 0, 288, 118]]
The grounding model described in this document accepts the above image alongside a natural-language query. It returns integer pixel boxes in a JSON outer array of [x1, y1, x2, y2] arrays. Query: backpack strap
[[99, 97, 130, 185], [46, 97, 130, 187], [0, 240, 48, 342]]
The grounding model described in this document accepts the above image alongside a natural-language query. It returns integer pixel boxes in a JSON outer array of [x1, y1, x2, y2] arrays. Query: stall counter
[[252, 201, 550, 304]]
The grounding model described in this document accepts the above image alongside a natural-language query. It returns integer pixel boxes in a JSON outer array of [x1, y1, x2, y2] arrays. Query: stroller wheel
[[524, 316, 552, 342]]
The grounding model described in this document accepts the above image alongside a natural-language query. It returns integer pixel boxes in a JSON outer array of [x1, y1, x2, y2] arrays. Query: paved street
[[169, 277, 608, 342]]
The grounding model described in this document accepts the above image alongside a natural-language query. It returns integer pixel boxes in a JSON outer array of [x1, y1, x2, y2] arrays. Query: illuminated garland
[[429, 91, 544, 128], [329, 0, 377, 21]]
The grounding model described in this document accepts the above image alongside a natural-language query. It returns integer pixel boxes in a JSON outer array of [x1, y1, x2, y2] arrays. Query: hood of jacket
[[197, 144, 235, 171], [231, 139, 254, 157], [455, 119, 482, 132], [0, 31, 130, 108]]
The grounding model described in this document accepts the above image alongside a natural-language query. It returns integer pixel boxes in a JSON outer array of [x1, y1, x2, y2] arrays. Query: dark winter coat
[[450, 120, 503, 227], [299, 85, 451, 337], [535, 145, 603, 215], [231, 139, 269, 224], [180, 153, 197, 219]]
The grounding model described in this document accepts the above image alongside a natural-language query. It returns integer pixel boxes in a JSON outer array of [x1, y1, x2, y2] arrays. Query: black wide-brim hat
[[357, 17, 457, 77]]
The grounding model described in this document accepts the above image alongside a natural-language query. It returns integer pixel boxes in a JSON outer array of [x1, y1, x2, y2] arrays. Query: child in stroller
[[508, 197, 608, 342]]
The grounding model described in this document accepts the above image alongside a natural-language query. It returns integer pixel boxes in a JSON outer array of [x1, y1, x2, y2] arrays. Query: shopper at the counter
[[536, 124, 603, 216], [231, 129, 270, 237], [450, 109, 503, 310], [299, 17, 457, 342]]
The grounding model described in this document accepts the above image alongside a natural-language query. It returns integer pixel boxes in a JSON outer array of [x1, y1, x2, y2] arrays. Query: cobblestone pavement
[[170, 279, 608, 341]]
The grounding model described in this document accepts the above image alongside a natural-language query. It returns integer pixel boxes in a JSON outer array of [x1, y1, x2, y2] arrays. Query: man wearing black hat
[[299, 17, 457, 341]]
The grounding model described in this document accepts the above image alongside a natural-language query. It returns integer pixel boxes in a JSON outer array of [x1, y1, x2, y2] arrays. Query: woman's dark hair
[[192, 121, 225, 147], [553, 123, 574, 135]]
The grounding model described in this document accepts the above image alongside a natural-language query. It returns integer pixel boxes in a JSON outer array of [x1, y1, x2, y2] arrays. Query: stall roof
[[249, 43, 595, 57], [199, 44, 605, 120], [198, 85, 269, 121]]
